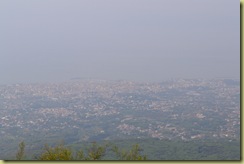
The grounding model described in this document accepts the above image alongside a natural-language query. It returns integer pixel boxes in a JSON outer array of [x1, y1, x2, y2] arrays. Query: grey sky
[[0, 0, 240, 84]]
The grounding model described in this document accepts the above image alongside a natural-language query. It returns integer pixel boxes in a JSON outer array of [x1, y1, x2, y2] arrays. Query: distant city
[[0, 78, 240, 159]]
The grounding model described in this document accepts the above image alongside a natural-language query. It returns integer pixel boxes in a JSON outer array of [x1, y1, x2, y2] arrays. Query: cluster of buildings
[[0, 78, 240, 142]]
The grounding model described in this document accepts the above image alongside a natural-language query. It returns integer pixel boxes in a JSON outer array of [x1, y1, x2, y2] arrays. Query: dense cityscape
[[0, 78, 240, 159]]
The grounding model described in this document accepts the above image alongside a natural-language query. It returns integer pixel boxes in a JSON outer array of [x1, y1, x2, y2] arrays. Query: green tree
[[84, 142, 107, 160], [16, 141, 25, 160], [16, 141, 147, 160], [38, 142, 107, 160], [38, 144, 73, 160], [113, 144, 147, 160]]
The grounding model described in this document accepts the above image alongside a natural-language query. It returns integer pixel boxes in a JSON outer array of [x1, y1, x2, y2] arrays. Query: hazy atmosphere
[[0, 0, 239, 84]]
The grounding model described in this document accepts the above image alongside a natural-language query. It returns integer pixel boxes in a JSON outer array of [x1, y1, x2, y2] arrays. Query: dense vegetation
[[15, 141, 146, 160], [13, 138, 240, 160]]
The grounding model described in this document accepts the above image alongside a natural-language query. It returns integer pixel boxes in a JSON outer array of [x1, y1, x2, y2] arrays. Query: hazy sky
[[0, 0, 240, 84]]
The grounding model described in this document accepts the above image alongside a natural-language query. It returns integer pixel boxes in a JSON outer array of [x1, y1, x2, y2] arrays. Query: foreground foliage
[[16, 141, 146, 160], [14, 138, 240, 160], [16, 141, 25, 160]]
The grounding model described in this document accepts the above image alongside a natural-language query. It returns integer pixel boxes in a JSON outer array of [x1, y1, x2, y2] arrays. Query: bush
[[16, 141, 147, 160]]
